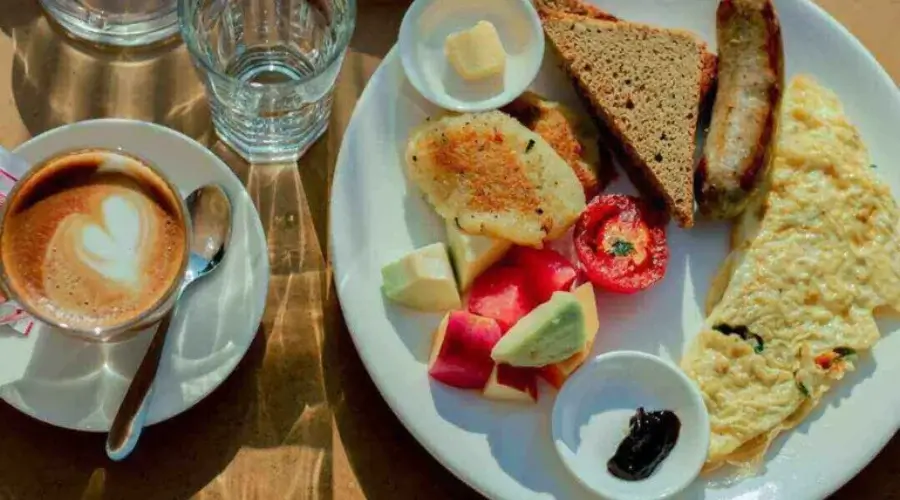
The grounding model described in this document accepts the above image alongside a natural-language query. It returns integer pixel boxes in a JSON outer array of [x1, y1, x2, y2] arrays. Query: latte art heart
[[67, 194, 153, 287], [43, 188, 166, 308]]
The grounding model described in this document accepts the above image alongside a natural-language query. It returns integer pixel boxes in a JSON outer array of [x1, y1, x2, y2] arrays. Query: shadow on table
[[5, 2, 211, 144], [220, 152, 337, 498], [350, 0, 411, 59], [0, 326, 266, 500], [0, 0, 35, 37]]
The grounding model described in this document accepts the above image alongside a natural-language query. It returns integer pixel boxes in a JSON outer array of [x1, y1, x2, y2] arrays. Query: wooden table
[[0, 0, 896, 498]]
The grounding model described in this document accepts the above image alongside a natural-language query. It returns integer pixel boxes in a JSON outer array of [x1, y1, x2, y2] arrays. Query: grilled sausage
[[695, 0, 784, 219]]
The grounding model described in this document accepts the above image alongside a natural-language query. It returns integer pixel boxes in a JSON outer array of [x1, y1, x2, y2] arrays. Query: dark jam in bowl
[[607, 408, 681, 481]]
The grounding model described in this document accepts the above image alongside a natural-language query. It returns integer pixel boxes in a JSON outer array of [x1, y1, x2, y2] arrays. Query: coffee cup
[[0, 148, 191, 342]]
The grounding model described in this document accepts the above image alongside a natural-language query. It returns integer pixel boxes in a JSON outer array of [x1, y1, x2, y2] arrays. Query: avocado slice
[[491, 291, 588, 367]]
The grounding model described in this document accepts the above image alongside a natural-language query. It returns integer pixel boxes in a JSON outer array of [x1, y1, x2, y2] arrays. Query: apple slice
[[428, 311, 503, 389], [483, 364, 538, 402], [506, 246, 577, 303], [467, 265, 536, 332], [539, 283, 600, 388]]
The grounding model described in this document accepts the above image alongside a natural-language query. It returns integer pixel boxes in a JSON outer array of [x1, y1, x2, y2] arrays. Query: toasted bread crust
[[540, 11, 714, 227], [537, 0, 719, 105], [699, 50, 719, 103], [535, 0, 618, 21], [501, 91, 616, 199]]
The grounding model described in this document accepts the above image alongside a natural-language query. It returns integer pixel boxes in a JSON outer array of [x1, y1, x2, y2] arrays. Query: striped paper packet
[[0, 147, 38, 388], [0, 148, 35, 337]]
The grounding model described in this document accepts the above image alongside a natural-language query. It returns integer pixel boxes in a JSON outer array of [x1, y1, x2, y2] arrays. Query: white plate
[[0, 119, 269, 431], [330, 0, 900, 498]]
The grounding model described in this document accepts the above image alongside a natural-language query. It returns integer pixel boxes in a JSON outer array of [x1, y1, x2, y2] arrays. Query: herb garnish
[[833, 347, 857, 357], [713, 324, 765, 353], [797, 379, 810, 398], [610, 240, 635, 257]]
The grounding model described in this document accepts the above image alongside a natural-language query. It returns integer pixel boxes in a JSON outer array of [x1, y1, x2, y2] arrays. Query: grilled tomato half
[[573, 194, 669, 294]]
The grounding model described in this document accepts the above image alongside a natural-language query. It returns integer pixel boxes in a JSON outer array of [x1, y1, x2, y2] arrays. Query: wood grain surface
[[0, 0, 896, 498]]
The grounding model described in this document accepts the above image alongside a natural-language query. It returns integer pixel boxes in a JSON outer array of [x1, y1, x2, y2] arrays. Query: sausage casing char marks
[[695, 0, 784, 219]]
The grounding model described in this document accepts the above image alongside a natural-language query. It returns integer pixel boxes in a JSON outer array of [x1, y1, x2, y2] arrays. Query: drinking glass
[[40, 0, 179, 47], [179, 0, 356, 163]]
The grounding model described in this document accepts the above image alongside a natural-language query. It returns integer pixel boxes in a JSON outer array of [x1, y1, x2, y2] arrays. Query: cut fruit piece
[[540, 349, 592, 389], [483, 364, 538, 402], [491, 291, 588, 367], [445, 219, 512, 292], [572, 282, 600, 340], [467, 266, 537, 332], [506, 246, 577, 303], [428, 311, 503, 389], [501, 91, 617, 199], [540, 283, 599, 388], [381, 242, 462, 311]]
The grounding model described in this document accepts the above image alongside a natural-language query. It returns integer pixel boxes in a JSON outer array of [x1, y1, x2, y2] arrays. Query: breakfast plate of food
[[330, 0, 900, 498]]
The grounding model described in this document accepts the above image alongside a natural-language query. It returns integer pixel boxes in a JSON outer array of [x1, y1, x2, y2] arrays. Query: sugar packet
[[0, 147, 38, 387]]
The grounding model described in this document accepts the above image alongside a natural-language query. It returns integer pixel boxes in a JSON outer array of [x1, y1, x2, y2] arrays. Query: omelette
[[682, 75, 900, 473]]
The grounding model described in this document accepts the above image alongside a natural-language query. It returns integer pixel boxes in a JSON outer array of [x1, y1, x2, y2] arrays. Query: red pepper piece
[[815, 352, 839, 370]]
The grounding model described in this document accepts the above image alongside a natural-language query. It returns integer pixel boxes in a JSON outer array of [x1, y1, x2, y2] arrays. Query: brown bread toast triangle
[[537, 0, 717, 227]]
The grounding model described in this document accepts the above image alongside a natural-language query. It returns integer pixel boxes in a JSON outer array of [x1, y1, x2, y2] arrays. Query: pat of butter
[[444, 21, 506, 81]]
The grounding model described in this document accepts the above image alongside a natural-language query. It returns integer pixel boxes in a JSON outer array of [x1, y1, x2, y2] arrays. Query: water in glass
[[181, 0, 356, 163]]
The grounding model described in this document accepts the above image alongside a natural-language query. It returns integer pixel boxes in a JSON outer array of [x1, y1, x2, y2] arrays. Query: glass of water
[[179, 0, 356, 163], [40, 0, 179, 46]]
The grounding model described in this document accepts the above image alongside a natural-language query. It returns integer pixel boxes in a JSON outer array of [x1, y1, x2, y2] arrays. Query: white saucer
[[552, 351, 710, 500], [0, 119, 269, 431], [398, 0, 545, 112]]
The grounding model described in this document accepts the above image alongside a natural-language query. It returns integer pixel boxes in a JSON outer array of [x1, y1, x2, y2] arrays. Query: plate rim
[[329, 0, 900, 497], [1, 118, 270, 432]]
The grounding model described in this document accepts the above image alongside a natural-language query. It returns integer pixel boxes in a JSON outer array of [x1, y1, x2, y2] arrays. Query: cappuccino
[[0, 150, 188, 331]]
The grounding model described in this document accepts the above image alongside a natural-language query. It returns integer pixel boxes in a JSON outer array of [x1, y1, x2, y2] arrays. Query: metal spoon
[[106, 184, 232, 461]]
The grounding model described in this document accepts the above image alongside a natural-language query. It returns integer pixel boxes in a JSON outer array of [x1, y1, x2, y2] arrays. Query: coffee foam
[[0, 150, 187, 331]]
